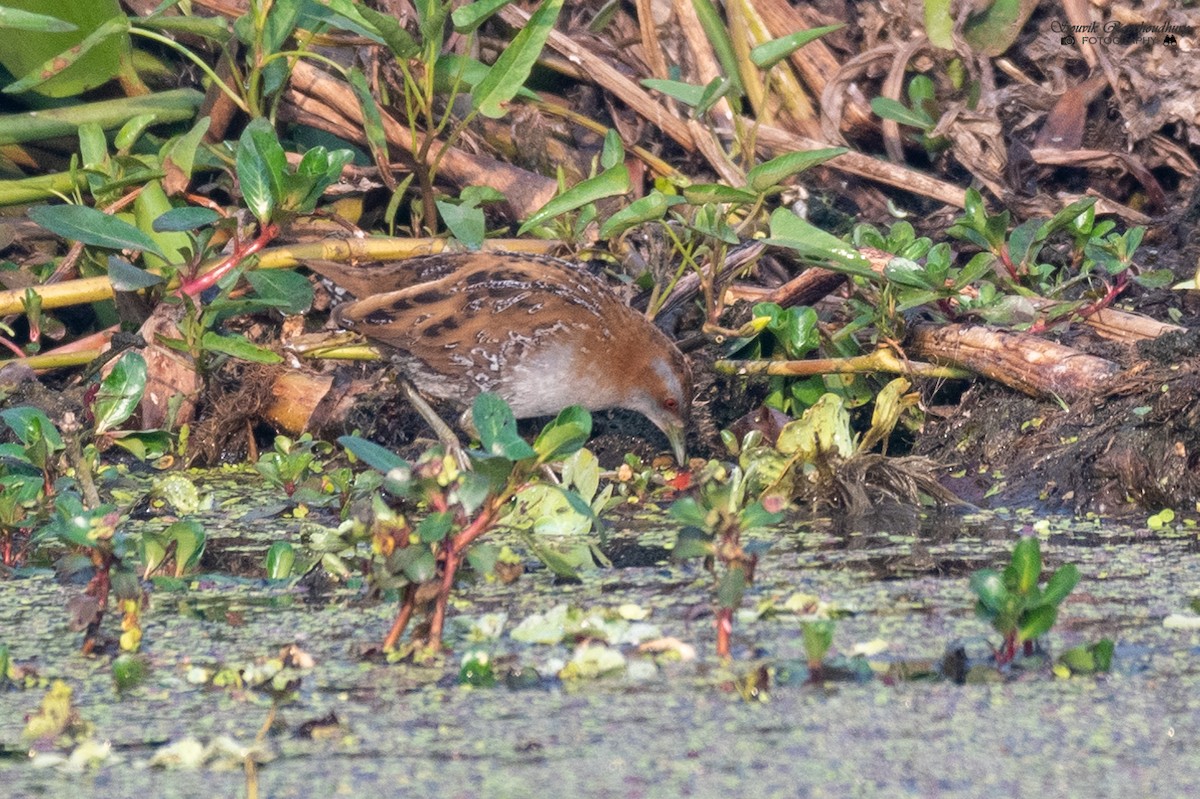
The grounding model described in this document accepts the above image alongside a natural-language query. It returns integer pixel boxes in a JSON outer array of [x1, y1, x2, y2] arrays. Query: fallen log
[[907, 323, 1121, 401]]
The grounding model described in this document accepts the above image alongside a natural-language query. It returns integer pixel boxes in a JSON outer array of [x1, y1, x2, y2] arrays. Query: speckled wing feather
[[326, 253, 619, 404], [304, 255, 465, 299], [301, 251, 692, 460]]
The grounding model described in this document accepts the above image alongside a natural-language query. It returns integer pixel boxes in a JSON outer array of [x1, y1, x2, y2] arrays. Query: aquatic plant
[[670, 462, 784, 658], [969, 536, 1079, 666], [339, 392, 597, 654]]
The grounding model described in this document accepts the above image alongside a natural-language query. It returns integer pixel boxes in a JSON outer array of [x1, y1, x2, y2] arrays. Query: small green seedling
[[671, 463, 784, 658], [801, 619, 835, 680], [969, 537, 1080, 666], [1055, 639, 1114, 678], [255, 433, 332, 497]]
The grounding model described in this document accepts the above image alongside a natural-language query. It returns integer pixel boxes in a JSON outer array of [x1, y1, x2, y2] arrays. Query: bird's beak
[[662, 420, 687, 466]]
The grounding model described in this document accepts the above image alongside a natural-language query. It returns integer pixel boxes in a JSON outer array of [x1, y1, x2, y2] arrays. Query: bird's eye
[[663, 397, 678, 411]]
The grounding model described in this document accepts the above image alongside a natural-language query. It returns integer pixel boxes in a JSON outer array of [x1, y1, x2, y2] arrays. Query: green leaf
[[640, 78, 706, 107], [437, 199, 485, 250], [693, 76, 733, 117], [758, 303, 819, 358], [561, 447, 600, 504], [347, 66, 389, 170], [765, 208, 876, 278], [533, 406, 592, 463], [672, 526, 712, 560], [416, 511, 455, 544], [690, 0, 743, 99], [924, 0, 953, 48], [472, 393, 536, 460], [599, 129, 624, 170], [669, 497, 709, 528], [1010, 537, 1042, 595], [280, 146, 354, 214], [472, 0, 562, 118], [884, 257, 938, 290], [681, 183, 759, 205], [952, 252, 998, 290], [962, 0, 1038, 56], [200, 332, 282, 364], [0, 7, 76, 32], [139, 533, 168, 578], [0, 1, 126, 97], [108, 430, 172, 461], [717, 567, 747, 610], [870, 96, 933, 129], [107, 256, 163, 291], [517, 530, 582, 579], [465, 543, 500, 576], [746, 147, 847, 193], [161, 116, 211, 187], [749, 24, 843, 68], [451, 0, 511, 33], [599, 191, 682, 239], [1039, 563, 1080, 608], [1016, 604, 1057, 643], [93, 351, 147, 434], [739, 501, 783, 531], [455, 470, 494, 515], [245, 269, 314, 314], [112, 653, 149, 691], [42, 493, 116, 549], [1133, 269, 1175, 290], [353, 3, 419, 58], [518, 164, 631, 235], [153, 207, 221, 232], [0, 406, 62, 451], [164, 519, 205, 577], [113, 113, 155, 152], [27, 204, 167, 259], [908, 75, 937, 106], [512, 484, 592, 537], [801, 619, 835, 663], [969, 568, 1008, 615], [339, 435, 411, 475], [4, 15, 127, 94], [235, 118, 282, 224], [394, 546, 437, 583]]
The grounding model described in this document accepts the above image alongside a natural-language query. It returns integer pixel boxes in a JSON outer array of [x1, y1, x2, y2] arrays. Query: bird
[[304, 251, 692, 463]]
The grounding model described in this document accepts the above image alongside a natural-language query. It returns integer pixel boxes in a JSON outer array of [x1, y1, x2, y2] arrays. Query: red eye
[[664, 397, 678, 411]]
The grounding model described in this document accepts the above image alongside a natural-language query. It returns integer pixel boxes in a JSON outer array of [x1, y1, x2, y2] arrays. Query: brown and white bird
[[305, 251, 692, 462]]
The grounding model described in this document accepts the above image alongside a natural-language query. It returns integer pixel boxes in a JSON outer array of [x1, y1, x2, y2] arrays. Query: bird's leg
[[397, 377, 470, 470]]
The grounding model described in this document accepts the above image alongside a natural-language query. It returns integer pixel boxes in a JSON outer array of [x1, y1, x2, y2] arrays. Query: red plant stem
[[424, 492, 515, 649], [715, 607, 733, 659], [449, 480, 526, 558], [998, 247, 1018, 281], [382, 584, 417, 651], [996, 632, 1017, 666], [381, 482, 523, 652], [1074, 273, 1129, 320], [1030, 270, 1130, 334], [426, 543, 459, 647], [0, 334, 25, 358], [178, 222, 279, 297]]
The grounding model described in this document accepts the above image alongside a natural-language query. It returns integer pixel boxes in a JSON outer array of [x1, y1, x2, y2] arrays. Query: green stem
[[129, 28, 249, 115]]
